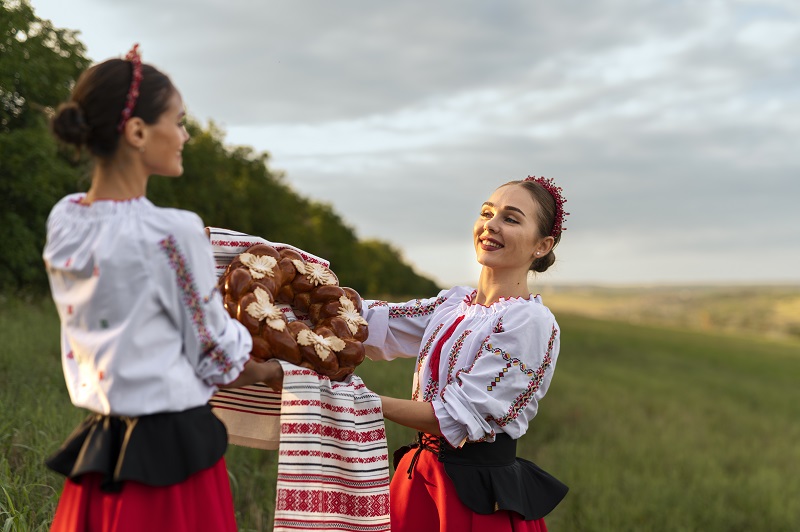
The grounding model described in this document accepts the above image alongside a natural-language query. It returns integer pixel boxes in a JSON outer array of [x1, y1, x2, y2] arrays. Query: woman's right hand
[[218, 358, 284, 391], [262, 359, 284, 391]]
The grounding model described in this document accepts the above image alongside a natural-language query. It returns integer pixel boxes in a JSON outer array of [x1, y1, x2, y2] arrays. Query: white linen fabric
[[272, 361, 391, 532], [362, 286, 561, 448], [208, 226, 330, 277], [42, 194, 252, 417]]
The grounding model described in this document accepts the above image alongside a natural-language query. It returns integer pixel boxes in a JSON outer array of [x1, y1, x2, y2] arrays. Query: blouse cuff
[[197, 320, 252, 386], [432, 399, 469, 448], [434, 385, 498, 446]]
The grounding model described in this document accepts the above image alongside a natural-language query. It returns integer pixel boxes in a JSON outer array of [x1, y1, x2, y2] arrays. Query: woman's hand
[[262, 359, 284, 391], [219, 359, 284, 391], [380, 396, 441, 436]]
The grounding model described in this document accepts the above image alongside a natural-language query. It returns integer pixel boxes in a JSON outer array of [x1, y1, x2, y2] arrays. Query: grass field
[[2, 293, 799, 531]]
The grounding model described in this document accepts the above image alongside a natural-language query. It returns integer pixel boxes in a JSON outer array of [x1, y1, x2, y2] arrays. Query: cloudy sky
[[30, 0, 799, 287]]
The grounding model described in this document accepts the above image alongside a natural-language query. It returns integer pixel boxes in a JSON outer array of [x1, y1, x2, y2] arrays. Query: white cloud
[[29, 0, 800, 286]]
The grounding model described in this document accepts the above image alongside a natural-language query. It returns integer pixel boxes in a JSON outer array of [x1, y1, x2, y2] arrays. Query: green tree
[[0, 0, 90, 293], [0, 1, 439, 298]]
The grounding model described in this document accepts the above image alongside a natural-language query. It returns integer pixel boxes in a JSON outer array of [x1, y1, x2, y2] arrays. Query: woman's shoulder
[[493, 294, 557, 329], [144, 206, 209, 258], [46, 193, 90, 222], [149, 204, 205, 232]]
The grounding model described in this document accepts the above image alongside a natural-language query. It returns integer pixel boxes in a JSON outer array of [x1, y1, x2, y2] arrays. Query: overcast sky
[[29, 0, 800, 288]]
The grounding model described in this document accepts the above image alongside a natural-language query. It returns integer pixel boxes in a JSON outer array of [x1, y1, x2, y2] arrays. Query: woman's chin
[[159, 165, 183, 178]]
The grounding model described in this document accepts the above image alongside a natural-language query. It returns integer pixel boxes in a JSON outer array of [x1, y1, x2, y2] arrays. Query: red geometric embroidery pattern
[[278, 471, 389, 490], [412, 322, 445, 401], [421, 377, 439, 403], [464, 289, 478, 305], [487, 363, 514, 391], [281, 423, 387, 443], [493, 317, 505, 333], [212, 239, 328, 265], [387, 296, 446, 319], [440, 328, 472, 401], [160, 235, 234, 374], [279, 449, 388, 464], [275, 489, 390, 518], [282, 399, 382, 417], [485, 325, 558, 427], [466, 430, 495, 444]]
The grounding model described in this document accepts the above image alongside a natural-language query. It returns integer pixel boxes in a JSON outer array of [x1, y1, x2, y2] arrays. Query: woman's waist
[[67, 376, 214, 417], [418, 432, 517, 466]]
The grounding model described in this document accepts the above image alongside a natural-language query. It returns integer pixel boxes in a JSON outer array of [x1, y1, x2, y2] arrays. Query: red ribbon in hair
[[524, 176, 569, 237], [117, 44, 143, 132]]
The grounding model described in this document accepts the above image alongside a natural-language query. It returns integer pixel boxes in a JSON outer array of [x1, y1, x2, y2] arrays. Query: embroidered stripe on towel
[[273, 361, 391, 532]]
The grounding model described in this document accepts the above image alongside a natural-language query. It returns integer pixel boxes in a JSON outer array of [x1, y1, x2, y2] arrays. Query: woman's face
[[141, 90, 190, 177], [473, 184, 548, 272]]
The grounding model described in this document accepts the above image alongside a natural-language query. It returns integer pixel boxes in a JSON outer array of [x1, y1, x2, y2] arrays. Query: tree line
[[0, 0, 439, 298]]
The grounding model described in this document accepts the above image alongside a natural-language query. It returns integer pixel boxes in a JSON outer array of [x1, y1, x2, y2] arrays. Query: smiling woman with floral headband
[[362, 176, 570, 532]]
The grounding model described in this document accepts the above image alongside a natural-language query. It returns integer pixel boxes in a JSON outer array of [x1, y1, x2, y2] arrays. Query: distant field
[[540, 284, 800, 342], [2, 293, 799, 531]]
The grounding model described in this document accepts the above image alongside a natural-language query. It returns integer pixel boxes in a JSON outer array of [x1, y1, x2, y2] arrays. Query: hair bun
[[51, 101, 90, 146], [531, 251, 556, 273]]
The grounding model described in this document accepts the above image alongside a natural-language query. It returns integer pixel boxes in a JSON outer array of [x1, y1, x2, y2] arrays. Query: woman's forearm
[[379, 396, 441, 436], [219, 359, 283, 391]]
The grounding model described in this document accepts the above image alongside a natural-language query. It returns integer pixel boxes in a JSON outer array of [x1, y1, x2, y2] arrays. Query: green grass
[[534, 316, 800, 531], [2, 296, 799, 531]]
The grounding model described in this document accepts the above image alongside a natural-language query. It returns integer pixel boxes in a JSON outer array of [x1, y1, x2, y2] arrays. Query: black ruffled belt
[[46, 404, 227, 493], [394, 432, 568, 521]]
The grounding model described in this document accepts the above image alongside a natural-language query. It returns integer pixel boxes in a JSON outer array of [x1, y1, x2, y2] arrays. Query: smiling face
[[140, 90, 190, 177], [473, 183, 554, 273]]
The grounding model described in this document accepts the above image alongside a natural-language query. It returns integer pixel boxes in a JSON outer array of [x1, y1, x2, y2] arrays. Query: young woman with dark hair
[[44, 45, 281, 531]]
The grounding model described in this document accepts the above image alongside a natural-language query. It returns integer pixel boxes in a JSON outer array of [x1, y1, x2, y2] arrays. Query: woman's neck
[[473, 267, 531, 306], [84, 154, 148, 203]]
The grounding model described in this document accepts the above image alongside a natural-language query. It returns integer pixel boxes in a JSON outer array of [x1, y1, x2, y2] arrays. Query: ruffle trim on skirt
[[46, 404, 228, 493], [397, 432, 568, 521]]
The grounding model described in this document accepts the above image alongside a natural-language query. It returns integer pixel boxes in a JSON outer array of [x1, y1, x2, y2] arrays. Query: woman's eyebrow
[[482, 202, 526, 216]]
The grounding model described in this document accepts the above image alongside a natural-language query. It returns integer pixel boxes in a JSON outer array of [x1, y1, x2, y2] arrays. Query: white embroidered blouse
[[43, 194, 252, 417], [363, 286, 560, 448]]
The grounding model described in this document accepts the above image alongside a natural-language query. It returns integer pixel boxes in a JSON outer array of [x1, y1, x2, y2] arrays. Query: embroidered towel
[[207, 228, 391, 531], [273, 361, 391, 532]]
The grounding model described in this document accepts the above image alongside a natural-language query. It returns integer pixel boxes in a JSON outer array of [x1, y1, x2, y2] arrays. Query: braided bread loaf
[[218, 243, 368, 381]]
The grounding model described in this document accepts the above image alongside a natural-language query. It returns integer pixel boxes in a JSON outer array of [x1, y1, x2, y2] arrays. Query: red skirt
[[391, 448, 548, 532], [50, 458, 236, 532]]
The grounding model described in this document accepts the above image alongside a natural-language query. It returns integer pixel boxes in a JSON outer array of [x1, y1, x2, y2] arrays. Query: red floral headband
[[524, 176, 569, 238], [117, 44, 143, 132]]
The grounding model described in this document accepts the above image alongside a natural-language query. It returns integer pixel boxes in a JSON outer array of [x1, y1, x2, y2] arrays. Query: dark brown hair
[[501, 180, 563, 273], [51, 58, 175, 158]]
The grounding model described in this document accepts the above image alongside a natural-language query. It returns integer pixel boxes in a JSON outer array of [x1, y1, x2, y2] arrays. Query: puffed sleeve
[[361, 288, 458, 361], [154, 215, 252, 386], [432, 303, 560, 447]]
